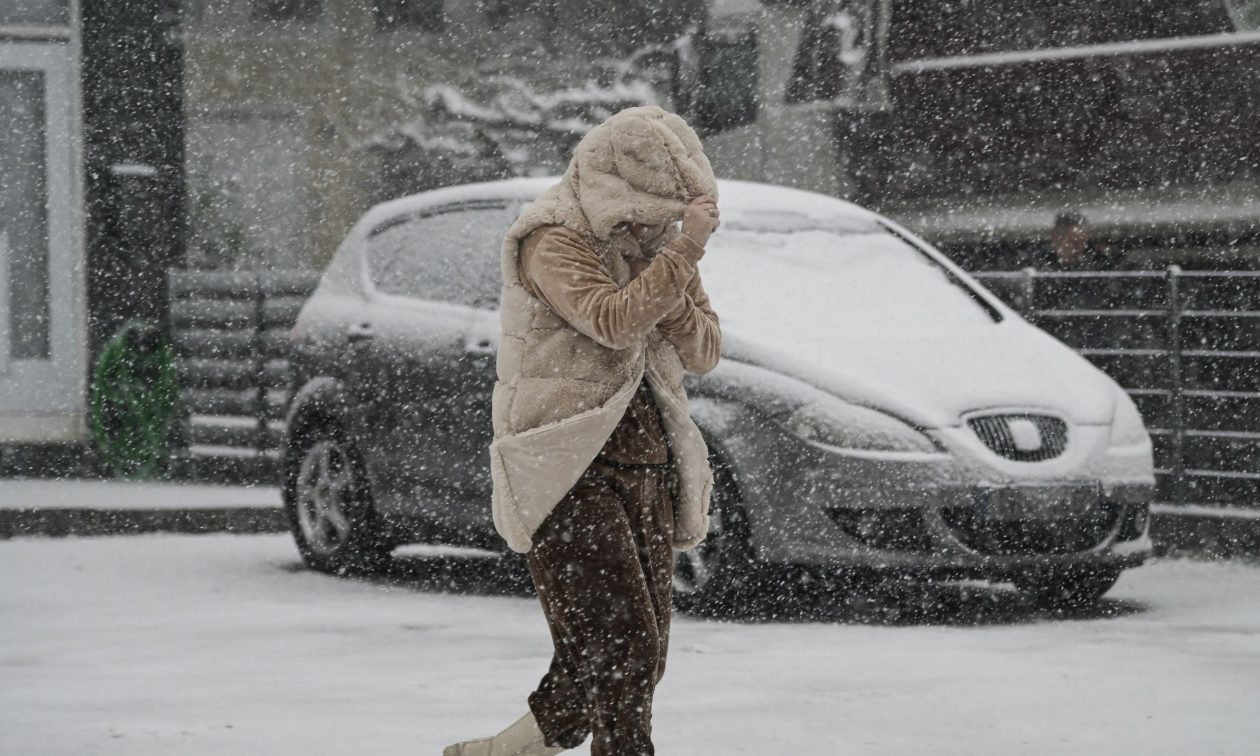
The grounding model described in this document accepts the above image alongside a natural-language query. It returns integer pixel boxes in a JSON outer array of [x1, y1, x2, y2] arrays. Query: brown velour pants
[[526, 458, 677, 756]]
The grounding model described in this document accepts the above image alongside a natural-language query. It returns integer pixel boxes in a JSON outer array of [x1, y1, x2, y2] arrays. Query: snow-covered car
[[284, 177, 1154, 609]]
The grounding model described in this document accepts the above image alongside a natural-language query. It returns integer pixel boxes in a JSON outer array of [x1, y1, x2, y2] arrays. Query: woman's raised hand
[[681, 194, 720, 248]]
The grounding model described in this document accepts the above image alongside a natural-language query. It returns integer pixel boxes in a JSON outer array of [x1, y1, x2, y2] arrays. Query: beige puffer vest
[[488, 106, 718, 554]]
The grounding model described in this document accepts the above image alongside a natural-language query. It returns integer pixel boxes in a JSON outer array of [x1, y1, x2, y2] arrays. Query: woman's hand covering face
[[681, 195, 720, 248]]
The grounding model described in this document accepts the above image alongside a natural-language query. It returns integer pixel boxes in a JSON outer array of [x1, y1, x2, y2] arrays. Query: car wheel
[[672, 462, 757, 615], [284, 421, 392, 575], [1013, 566, 1121, 608]]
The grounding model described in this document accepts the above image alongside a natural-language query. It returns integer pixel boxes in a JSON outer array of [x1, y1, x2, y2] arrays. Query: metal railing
[[971, 267, 1260, 510], [164, 266, 1258, 506], [167, 270, 321, 478]]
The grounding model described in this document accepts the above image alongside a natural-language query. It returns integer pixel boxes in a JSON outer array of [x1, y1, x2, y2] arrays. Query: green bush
[[90, 321, 178, 479]]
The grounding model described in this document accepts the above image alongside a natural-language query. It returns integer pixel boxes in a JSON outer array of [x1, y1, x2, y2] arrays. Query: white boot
[[442, 712, 566, 756]]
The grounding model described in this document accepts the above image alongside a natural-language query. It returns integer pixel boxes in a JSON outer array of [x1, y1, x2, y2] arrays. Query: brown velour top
[[518, 225, 723, 466], [594, 378, 672, 466]]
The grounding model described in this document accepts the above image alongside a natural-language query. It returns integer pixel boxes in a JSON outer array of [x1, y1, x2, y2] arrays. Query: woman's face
[[629, 222, 664, 241], [615, 221, 665, 242]]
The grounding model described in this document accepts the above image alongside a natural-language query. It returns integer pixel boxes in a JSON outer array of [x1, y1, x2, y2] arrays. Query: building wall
[[82, 0, 186, 354], [861, 0, 1260, 267], [180, 0, 705, 271], [180, 1, 1260, 274]]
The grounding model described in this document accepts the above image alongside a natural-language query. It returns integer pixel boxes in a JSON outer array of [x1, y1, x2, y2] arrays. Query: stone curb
[[3, 504, 1258, 561], [0, 507, 287, 540]]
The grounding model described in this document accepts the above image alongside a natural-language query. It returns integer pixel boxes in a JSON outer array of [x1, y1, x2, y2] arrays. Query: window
[[1226, 0, 1260, 30], [375, 0, 443, 31], [0, 70, 51, 358], [250, 0, 321, 22], [366, 204, 512, 308], [0, 0, 69, 26]]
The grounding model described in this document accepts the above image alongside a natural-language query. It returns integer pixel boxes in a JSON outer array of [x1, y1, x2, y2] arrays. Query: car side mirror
[[673, 25, 759, 136]]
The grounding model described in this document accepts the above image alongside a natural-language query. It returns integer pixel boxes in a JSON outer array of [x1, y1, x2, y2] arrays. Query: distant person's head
[[1050, 211, 1089, 266]]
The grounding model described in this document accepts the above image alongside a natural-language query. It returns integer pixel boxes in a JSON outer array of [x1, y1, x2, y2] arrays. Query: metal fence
[[972, 268, 1260, 510], [166, 268, 1259, 507], [167, 270, 320, 479]]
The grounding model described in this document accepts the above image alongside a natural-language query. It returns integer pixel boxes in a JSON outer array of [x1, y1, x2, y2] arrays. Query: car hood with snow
[[700, 182, 1119, 429]]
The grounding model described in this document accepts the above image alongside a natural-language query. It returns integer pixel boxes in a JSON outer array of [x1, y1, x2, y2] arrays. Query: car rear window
[[366, 202, 513, 308]]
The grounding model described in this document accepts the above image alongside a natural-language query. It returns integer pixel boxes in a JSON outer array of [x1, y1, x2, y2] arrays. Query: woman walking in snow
[[444, 105, 722, 756]]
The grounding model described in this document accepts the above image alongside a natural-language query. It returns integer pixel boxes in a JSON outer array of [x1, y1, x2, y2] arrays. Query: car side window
[[366, 202, 513, 308]]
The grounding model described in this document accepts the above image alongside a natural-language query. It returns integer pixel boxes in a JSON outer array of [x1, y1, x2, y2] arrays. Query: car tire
[[284, 420, 393, 575], [1013, 566, 1121, 608], [672, 456, 759, 615]]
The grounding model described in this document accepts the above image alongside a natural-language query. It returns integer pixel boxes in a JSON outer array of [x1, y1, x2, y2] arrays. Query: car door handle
[[346, 323, 375, 343]]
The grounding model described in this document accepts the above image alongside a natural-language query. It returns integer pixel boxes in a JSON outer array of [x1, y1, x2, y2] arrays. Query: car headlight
[[783, 401, 939, 454], [1109, 388, 1150, 447]]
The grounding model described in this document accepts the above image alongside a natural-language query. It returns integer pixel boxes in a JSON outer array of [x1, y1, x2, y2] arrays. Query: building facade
[[1, 0, 184, 446], [6, 0, 1257, 447], [178, 0, 895, 269], [179, 0, 707, 271], [188, 0, 1260, 273]]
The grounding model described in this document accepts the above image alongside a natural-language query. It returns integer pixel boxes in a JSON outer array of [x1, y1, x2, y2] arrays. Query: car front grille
[[967, 413, 1068, 462]]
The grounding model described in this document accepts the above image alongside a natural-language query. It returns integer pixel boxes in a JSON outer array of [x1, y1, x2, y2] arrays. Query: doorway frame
[[0, 30, 88, 443]]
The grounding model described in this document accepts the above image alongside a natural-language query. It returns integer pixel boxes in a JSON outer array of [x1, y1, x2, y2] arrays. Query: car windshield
[[706, 213, 997, 340], [363, 202, 997, 335], [366, 203, 512, 308]]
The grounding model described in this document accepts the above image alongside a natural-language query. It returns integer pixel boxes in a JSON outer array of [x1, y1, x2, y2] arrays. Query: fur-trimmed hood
[[501, 106, 718, 273]]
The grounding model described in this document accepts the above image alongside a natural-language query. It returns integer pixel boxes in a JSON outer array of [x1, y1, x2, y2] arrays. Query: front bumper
[[739, 434, 1154, 578], [808, 485, 1153, 578], [763, 483, 1153, 577]]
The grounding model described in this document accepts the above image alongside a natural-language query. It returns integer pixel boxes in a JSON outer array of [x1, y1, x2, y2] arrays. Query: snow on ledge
[[0, 478, 281, 511], [1153, 503, 1260, 521]]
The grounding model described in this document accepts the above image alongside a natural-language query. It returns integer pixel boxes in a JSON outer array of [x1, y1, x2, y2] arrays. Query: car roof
[[326, 175, 982, 307], [349, 176, 884, 243]]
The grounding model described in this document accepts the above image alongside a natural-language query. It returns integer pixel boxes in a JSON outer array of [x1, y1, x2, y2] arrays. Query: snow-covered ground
[[0, 478, 280, 510], [2, 534, 1258, 756]]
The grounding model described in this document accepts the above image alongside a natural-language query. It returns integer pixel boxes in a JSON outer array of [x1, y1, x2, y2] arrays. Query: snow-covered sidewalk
[[0, 478, 283, 538], [2, 533, 1259, 755], [0, 477, 280, 510]]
